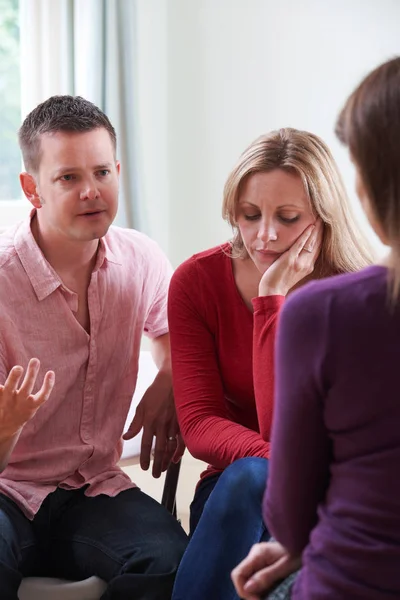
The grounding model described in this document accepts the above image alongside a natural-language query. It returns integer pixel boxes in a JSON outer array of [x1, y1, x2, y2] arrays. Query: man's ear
[[20, 172, 41, 208]]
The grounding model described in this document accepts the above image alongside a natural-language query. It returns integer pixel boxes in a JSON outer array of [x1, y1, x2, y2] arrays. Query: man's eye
[[60, 174, 74, 181], [244, 214, 260, 221], [98, 169, 110, 177]]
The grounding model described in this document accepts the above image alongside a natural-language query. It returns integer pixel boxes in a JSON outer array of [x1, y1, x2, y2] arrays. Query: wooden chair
[[18, 351, 181, 600]]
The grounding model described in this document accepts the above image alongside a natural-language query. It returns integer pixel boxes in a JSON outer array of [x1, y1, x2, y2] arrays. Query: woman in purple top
[[232, 56, 400, 599]]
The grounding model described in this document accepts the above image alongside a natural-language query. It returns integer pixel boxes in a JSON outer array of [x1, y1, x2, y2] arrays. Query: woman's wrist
[[258, 282, 287, 297]]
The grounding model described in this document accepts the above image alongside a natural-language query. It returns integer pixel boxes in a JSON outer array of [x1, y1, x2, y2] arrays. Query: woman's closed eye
[[244, 213, 261, 221], [279, 214, 300, 224], [242, 212, 301, 223]]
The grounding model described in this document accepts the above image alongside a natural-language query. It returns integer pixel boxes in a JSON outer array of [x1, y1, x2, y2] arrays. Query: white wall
[[137, 0, 400, 266], [3, 1, 399, 259]]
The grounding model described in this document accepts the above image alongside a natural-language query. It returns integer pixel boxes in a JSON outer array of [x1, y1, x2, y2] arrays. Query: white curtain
[[20, 0, 145, 230]]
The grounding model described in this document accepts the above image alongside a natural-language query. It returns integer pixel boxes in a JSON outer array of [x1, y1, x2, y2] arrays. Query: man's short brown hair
[[18, 95, 117, 173]]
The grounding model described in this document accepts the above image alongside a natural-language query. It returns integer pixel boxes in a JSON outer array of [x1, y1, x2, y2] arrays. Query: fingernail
[[244, 579, 257, 591]]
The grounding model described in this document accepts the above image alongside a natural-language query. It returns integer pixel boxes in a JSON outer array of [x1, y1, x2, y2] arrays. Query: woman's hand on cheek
[[258, 219, 323, 297]]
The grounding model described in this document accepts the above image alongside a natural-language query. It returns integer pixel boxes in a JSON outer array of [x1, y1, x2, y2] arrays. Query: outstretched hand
[[0, 358, 55, 441], [231, 541, 301, 600]]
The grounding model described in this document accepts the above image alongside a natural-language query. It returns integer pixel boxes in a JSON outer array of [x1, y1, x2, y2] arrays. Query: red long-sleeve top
[[168, 243, 284, 480]]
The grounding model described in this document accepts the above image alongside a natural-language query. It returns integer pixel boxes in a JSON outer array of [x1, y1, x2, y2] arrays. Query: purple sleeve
[[263, 285, 332, 556]]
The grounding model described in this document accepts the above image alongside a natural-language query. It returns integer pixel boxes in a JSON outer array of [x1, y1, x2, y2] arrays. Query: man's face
[[24, 128, 120, 242]]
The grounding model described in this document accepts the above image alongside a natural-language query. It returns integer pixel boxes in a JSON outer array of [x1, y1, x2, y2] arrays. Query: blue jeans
[[172, 456, 270, 600], [0, 486, 188, 600]]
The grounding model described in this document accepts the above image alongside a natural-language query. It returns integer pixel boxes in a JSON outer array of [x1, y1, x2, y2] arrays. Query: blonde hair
[[222, 128, 373, 277]]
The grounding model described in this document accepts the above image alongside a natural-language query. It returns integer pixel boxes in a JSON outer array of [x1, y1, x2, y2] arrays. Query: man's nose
[[80, 179, 100, 201]]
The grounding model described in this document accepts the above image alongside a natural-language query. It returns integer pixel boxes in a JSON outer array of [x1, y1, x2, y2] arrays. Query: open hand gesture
[[0, 358, 55, 440]]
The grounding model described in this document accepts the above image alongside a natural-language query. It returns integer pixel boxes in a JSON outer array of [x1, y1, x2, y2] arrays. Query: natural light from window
[[0, 0, 20, 202]]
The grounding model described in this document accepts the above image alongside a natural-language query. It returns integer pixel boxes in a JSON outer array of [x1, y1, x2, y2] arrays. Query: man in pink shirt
[[0, 95, 188, 599]]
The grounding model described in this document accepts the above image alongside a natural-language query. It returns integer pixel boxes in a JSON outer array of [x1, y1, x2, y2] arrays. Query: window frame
[[0, 199, 29, 229]]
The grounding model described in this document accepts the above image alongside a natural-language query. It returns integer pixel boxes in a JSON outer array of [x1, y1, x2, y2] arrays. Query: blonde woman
[[232, 59, 400, 600], [169, 128, 372, 600]]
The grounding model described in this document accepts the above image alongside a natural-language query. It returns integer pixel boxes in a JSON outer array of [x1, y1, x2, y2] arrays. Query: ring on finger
[[303, 247, 313, 253]]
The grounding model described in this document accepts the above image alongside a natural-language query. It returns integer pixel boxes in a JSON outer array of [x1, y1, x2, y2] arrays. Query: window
[[0, 0, 20, 201]]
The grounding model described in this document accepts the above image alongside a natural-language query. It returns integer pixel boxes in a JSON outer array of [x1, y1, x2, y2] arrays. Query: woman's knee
[[221, 457, 268, 494], [206, 457, 269, 516]]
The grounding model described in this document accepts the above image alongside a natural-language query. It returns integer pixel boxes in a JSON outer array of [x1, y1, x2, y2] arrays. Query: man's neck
[[31, 215, 99, 281]]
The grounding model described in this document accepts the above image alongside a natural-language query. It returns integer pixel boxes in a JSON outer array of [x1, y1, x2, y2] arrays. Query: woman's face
[[236, 169, 316, 273]]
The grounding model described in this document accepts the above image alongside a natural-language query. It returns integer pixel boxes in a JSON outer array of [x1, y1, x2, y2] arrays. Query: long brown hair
[[336, 57, 400, 302], [222, 128, 373, 277]]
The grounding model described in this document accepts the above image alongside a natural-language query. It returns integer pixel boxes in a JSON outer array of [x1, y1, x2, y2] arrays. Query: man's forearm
[[150, 333, 172, 374]]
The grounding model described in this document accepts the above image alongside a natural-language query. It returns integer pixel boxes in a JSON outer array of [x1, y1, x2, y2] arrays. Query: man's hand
[[0, 358, 55, 441], [259, 220, 323, 297], [231, 541, 301, 600], [123, 371, 185, 478]]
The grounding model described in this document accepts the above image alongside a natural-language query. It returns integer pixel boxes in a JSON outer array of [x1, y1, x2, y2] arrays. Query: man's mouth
[[79, 209, 105, 216]]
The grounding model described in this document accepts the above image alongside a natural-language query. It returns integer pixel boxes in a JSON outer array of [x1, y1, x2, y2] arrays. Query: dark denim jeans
[[0, 486, 188, 600], [172, 456, 270, 600]]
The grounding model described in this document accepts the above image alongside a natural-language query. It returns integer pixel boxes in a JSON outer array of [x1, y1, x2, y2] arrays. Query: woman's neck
[[231, 256, 262, 311]]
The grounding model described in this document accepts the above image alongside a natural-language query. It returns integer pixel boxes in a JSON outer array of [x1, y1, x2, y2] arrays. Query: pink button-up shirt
[[0, 214, 172, 519]]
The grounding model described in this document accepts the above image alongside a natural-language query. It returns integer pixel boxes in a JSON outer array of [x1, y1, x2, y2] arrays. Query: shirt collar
[[98, 232, 122, 268], [14, 210, 121, 301], [15, 211, 62, 301]]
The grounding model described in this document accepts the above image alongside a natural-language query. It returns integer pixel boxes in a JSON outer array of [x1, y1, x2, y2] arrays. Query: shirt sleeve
[[143, 240, 174, 339], [168, 260, 270, 468], [263, 285, 332, 556], [252, 295, 285, 442]]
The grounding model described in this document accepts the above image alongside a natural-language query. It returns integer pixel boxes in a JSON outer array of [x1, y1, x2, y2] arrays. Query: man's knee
[[0, 497, 37, 575], [0, 505, 22, 575], [0, 507, 18, 550], [125, 523, 187, 576], [152, 534, 187, 575]]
